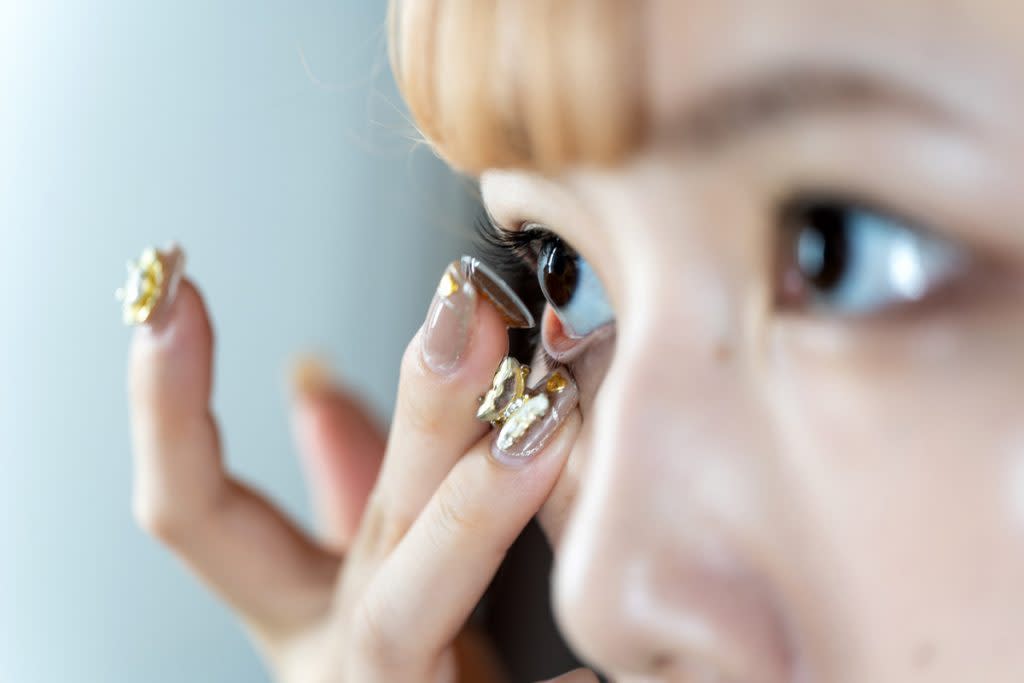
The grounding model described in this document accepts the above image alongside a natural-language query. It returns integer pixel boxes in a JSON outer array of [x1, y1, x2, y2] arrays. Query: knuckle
[[132, 492, 189, 545], [431, 476, 484, 546], [132, 476, 223, 547]]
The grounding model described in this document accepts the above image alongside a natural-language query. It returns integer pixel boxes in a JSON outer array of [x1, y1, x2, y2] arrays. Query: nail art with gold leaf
[[477, 357, 579, 466], [116, 244, 184, 326]]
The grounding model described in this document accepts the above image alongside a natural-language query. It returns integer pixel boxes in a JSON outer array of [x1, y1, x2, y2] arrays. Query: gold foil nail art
[[477, 362, 573, 450], [545, 372, 568, 394], [496, 393, 551, 450], [116, 245, 183, 326], [437, 266, 461, 298], [476, 357, 531, 424]]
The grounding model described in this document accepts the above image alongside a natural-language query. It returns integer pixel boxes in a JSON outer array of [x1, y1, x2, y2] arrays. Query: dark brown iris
[[538, 238, 578, 307], [796, 203, 849, 292]]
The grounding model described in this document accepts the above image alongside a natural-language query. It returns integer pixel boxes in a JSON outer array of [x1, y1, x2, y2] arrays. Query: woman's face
[[480, 1, 1024, 681]]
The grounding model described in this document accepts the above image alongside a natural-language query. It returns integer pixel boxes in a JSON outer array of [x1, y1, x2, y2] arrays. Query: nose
[[552, 323, 796, 681]]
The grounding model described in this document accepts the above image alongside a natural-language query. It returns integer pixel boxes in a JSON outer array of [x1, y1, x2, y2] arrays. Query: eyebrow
[[657, 66, 959, 151]]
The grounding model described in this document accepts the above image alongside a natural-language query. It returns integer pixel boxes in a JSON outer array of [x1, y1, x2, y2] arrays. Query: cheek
[[535, 327, 616, 547], [767, 307, 1024, 668]]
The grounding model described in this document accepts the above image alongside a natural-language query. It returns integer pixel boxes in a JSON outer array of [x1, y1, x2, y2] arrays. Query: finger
[[129, 270, 337, 636], [351, 370, 579, 679], [537, 670, 600, 683], [290, 355, 386, 550], [367, 257, 532, 548]]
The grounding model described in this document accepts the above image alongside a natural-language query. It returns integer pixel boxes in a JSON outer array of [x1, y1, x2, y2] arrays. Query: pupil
[[538, 239, 578, 307], [796, 204, 848, 292]]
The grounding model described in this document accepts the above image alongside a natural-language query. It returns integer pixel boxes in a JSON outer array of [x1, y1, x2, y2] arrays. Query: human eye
[[475, 219, 615, 339], [775, 198, 967, 316], [533, 230, 615, 337]]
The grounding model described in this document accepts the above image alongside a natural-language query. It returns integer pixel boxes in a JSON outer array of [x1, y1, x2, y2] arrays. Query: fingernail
[[116, 243, 185, 326], [421, 260, 479, 374], [489, 366, 579, 467], [460, 255, 535, 329], [289, 354, 335, 398], [421, 256, 536, 375]]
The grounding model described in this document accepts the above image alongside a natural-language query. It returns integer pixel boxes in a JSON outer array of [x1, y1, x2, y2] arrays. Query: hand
[[127, 257, 592, 682]]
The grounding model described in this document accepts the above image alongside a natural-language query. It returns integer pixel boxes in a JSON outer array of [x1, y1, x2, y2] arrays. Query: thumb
[[289, 356, 386, 550]]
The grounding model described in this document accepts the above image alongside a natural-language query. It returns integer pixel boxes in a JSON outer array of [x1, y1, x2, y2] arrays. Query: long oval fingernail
[[421, 260, 479, 374], [421, 256, 535, 375], [488, 365, 579, 468], [116, 243, 185, 326]]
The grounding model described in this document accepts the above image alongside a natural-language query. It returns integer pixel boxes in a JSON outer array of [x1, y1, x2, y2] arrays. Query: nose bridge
[[569, 300, 770, 559], [602, 273, 766, 524], [553, 303, 792, 680]]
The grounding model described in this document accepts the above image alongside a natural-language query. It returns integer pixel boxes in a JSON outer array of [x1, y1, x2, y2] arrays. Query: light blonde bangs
[[388, 0, 646, 175]]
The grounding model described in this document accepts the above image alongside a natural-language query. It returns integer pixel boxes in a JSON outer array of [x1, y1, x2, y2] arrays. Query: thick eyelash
[[473, 215, 557, 269]]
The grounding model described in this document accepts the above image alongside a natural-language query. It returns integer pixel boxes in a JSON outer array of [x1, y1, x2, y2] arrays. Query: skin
[[485, 2, 1024, 681], [129, 1, 1024, 682]]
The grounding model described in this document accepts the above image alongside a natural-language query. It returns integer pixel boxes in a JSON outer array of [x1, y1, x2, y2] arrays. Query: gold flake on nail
[[437, 266, 461, 298], [545, 372, 567, 394], [497, 393, 551, 450], [116, 247, 166, 326]]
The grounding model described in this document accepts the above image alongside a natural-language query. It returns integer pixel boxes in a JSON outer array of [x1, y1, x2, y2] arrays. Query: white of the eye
[[889, 238, 928, 300], [830, 213, 962, 312], [559, 258, 614, 337]]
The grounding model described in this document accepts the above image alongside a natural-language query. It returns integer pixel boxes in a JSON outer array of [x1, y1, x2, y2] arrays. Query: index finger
[[125, 247, 338, 636]]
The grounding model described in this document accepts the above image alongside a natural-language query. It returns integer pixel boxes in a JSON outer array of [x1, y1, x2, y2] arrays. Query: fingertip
[[488, 367, 581, 471], [450, 292, 513, 391], [494, 408, 582, 488], [288, 358, 386, 548], [129, 278, 214, 421], [288, 353, 335, 399]]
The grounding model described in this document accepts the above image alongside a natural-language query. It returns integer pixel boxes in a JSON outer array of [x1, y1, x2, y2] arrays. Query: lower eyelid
[[541, 308, 583, 361], [541, 306, 616, 362]]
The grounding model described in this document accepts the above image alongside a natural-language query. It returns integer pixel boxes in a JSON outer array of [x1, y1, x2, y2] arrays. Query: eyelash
[[473, 215, 563, 369], [474, 215, 553, 267]]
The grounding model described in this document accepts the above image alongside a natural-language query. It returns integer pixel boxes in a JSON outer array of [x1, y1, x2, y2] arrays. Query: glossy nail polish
[[421, 260, 478, 374], [490, 367, 579, 467], [421, 256, 536, 375]]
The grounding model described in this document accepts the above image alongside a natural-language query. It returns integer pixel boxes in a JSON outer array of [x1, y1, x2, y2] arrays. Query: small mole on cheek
[[714, 339, 734, 363], [648, 651, 673, 673], [912, 641, 937, 671]]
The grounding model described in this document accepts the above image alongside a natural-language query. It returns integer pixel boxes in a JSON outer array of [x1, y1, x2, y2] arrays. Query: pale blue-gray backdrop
[[0, 2, 473, 680]]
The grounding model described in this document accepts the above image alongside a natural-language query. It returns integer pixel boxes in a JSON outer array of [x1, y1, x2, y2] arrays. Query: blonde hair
[[388, 0, 646, 175]]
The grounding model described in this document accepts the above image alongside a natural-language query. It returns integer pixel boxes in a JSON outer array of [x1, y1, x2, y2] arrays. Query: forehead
[[643, 0, 1024, 132]]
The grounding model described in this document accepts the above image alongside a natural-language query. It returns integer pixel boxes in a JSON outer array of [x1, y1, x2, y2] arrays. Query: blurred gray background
[[0, 2, 474, 680]]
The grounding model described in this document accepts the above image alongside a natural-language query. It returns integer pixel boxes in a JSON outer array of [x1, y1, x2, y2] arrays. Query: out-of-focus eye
[[537, 235, 614, 337], [776, 200, 966, 315]]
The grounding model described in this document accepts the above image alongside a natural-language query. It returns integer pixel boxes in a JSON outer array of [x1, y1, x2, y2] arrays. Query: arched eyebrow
[[656, 66, 959, 152]]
